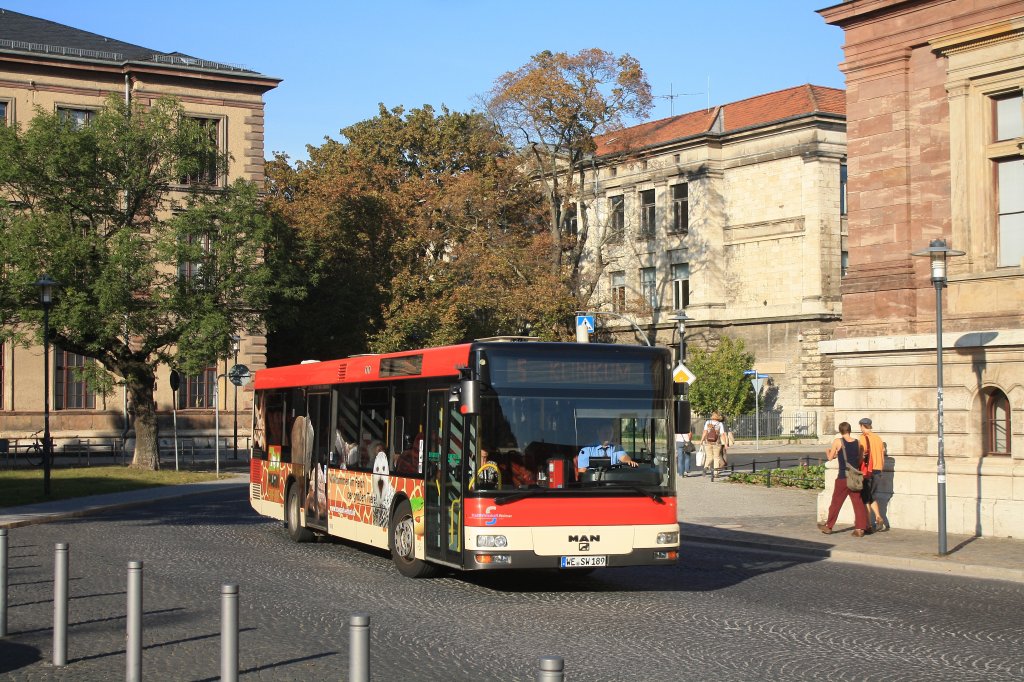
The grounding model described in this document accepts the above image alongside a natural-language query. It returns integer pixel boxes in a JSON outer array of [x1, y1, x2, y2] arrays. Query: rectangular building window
[[57, 107, 96, 130], [640, 267, 658, 310], [994, 92, 1023, 141], [610, 271, 626, 312], [0, 100, 8, 126], [178, 234, 212, 283], [608, 195, 624, 242], [562, 202, 578, 237], [990, 92, 1024, 268], [670, 184, 689, 235], [840, 163, 848, 216], [639, 189, 656, 239], [671, 262, 690, 310], [55, 350, 96, 410], [996, 158, 1024, 267], [179, 117, 221, 186], [178, 367, 217, 409]]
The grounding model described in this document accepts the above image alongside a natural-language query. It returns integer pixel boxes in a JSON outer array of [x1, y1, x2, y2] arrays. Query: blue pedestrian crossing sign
[[575, 315, 595, 333]]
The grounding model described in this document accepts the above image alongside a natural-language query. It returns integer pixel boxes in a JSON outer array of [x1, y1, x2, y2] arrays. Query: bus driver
[[577, 423, 639, 474]]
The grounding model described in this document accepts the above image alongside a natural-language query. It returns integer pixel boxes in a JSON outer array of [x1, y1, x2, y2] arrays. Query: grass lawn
[[0, 466, 224, 508]]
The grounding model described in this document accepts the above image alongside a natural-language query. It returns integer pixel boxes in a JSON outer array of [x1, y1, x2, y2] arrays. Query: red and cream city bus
[[248, 340, 680, 577]]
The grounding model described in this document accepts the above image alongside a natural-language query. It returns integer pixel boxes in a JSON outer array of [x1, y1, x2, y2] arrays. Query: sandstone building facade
[[580, 85, 847, 434], [0, 9, 280, 450], [820, 0, 1023, 537]]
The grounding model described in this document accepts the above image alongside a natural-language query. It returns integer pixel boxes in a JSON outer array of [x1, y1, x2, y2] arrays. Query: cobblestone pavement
[[2, 489, 1022, 681]]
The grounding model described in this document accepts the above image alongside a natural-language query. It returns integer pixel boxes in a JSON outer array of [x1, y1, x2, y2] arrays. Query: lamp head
[[911, 239, 965, 284], [230, 334, 241, 354], [34, 274, 60, 305]]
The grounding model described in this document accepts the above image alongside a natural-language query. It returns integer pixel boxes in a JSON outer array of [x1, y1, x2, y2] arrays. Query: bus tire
[[389, 499, 436, 578], [286, 483, 314, 543]]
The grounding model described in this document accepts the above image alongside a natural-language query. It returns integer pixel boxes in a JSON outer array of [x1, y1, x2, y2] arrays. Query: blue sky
[[4, 1, 846, 163]]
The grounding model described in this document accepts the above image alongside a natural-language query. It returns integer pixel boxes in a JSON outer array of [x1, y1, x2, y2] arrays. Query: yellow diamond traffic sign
[[672, 362, 695, 384]]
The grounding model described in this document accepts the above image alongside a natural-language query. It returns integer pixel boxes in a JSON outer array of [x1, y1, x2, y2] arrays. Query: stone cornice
[[930, 19, 1024, 56], [820, 328, 1024, 355]]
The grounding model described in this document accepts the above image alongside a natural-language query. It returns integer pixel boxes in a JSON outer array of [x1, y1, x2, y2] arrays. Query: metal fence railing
[[709, 413, 818, 439]]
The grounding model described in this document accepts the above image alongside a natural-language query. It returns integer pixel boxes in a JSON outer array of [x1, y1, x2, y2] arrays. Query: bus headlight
[[476, 534, 508, 548], [657, 531, 679, 544]]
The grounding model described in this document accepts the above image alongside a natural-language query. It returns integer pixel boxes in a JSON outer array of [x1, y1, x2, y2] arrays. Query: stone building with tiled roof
[[0, 8, 280, 454], [578, 84, 847, 436]]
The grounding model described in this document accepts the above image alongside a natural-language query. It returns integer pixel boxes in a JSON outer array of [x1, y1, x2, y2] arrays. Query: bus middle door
[[424, 389, 465, 567], [304, 391, 332, 530]]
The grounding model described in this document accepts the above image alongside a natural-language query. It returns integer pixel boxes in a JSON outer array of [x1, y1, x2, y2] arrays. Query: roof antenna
[[656, 83, 702, 117]]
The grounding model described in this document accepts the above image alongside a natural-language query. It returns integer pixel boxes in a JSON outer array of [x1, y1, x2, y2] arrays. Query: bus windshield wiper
[[629, 486, 665, 504], [594, 483, 665, 504]]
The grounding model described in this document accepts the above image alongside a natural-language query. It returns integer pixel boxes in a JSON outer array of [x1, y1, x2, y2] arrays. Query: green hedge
[[728, 464, 825, 490]]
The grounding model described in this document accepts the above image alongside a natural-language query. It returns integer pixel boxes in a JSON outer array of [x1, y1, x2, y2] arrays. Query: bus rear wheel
[[389, 499, 436, 578], [286, 483, 314, 543]]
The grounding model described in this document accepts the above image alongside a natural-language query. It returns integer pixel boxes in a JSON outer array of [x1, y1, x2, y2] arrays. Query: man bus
[[248, 340, 680, 577]]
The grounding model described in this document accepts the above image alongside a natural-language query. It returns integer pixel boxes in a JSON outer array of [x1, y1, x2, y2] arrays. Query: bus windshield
[[471, 393, 671, 491]]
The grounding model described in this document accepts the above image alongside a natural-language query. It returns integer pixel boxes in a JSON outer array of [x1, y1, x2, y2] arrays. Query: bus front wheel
[[389, 499, 436, 578], [286, 483, 314, 543]]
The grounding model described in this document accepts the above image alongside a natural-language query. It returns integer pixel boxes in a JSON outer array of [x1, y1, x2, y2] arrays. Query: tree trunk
[[125, 368, 160, 470]]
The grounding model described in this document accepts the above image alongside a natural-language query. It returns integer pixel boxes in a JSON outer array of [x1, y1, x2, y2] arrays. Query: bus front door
[[424, 390, 465, 567]]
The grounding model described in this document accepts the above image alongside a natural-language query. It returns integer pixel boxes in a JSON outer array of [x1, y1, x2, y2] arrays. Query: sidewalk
[[0, 475, 248, 528], [677, 471, 1024, 584]]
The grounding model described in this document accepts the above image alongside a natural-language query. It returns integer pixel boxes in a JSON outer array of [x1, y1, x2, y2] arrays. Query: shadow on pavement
[[454, 544, 826, 594], [69, 627, 257, 665], [0, 640, 42, 673], [58, 489, 266, 529], [679, 521, 837, 557], [232, 651, 339, 679]]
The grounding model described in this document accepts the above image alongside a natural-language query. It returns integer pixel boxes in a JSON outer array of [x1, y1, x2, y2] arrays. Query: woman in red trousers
[[818, 422, 869, 537]]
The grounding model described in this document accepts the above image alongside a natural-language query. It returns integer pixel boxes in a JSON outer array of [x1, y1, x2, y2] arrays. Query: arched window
[[984, 389, 1011, 456]]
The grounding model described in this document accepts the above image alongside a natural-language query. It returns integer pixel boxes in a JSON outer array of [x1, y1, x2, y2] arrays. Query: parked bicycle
[[17, 430, 45, 467]]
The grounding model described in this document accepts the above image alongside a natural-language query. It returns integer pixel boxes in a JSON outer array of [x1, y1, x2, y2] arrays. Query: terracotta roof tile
[[595, 84, 845, 156]]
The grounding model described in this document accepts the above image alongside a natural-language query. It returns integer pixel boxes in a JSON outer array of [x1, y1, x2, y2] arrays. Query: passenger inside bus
[[393, 427, 422, 475]]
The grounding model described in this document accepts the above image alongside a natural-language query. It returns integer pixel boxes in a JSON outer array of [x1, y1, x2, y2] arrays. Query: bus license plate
[[560, 555, 607, 568]]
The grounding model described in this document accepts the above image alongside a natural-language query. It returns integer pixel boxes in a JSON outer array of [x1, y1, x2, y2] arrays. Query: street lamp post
[[911, 238, 964, 556], [34, 275, 60, 495], [672, 310, 690, 366], [230, 335, 240, 461], [672, 310, 692, 436]]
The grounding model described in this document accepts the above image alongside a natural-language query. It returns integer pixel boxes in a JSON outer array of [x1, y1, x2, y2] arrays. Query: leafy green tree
[[0, 95, 302, 469], [687, 336, 757, 421], [484, 48, 653, 309]]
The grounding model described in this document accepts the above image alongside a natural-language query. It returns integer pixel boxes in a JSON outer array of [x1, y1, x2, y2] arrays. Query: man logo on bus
[[568, 534, 600, 543]]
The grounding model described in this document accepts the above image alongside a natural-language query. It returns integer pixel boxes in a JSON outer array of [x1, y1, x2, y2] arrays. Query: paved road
[[2, 489, 1022, 681]]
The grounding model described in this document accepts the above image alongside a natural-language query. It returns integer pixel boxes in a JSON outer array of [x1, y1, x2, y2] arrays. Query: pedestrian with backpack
[[700, 411, 726, 475]]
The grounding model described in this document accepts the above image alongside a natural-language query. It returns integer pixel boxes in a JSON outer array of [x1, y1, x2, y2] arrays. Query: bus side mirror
[[450, 380, 481, 415], [674, 400, 691, 434]]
